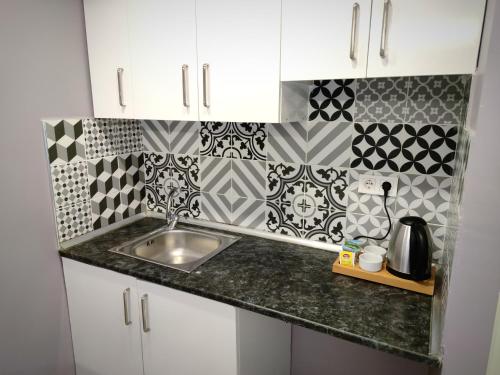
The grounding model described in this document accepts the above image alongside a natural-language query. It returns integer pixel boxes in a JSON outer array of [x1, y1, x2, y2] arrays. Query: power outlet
[[358, 174, 398, 197]]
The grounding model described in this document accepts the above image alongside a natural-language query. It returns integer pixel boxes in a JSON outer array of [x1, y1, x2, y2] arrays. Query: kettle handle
[[409, 223, 431, 279]]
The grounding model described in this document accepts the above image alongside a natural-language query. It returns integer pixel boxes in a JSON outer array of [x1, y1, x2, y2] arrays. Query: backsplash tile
[[308, 79, 355, 124], [267, 122, 307, 164], [43, 118, 145, 243], [141, 120, 170, 152], [307, 121, 352, 167]]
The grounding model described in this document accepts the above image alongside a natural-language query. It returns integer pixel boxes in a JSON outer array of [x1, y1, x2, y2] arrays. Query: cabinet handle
[[379, 0, 390, 58], [141, 294, 150, 332], [350, 3, 360, 60], [202, 63, 210, 108], [122, 288, 131, 326], [182, 64, 190, 108], [117, 67, 126, 107]]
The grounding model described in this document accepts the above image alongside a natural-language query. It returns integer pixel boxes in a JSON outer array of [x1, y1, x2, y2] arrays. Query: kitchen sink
[[108, 226, 240, 273]]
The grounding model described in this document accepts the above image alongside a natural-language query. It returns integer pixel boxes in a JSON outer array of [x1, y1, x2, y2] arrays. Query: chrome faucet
[[165, 187, 179, 230]]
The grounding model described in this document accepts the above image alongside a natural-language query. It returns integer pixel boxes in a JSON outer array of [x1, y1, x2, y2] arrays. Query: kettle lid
[[400, 216, 427, 226]]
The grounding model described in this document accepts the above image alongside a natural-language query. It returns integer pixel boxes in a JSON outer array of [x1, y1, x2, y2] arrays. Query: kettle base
[[387, 266, 431, 281]]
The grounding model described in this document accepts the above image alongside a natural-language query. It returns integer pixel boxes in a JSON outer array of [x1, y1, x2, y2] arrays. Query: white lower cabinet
[[62, 259, 291, 375]]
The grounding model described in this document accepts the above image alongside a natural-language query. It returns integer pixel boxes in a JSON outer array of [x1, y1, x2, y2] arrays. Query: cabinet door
[[84, 0, 134, 118], [281, 0, 372, 81], [367, 0, 486, 77], [62, 259, 143, 375], [196, 0, 282, 123], [128, 0, 199, 120], [138, 280, 237, 375]]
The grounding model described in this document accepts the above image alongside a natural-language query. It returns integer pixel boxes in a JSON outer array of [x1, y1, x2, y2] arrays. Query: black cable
[[353, 183, 392, 242]]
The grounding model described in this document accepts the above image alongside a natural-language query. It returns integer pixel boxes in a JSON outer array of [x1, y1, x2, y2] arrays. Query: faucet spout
[[165, 187, 179, 230]]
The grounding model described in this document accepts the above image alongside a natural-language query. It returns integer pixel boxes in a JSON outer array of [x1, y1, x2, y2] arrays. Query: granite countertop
[[59, 217, 440, 367]]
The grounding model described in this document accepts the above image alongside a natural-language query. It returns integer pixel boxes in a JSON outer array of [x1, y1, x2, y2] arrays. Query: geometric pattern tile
[[345, 212, 393, 248], [55, 201, 92, 242], [84, 118, 116, 159], [267, 122, 307, 164], [307, 122, 353, 167], [232, 197, 266, 230], [350, 123, 403, 172], [140, 120, 170, 152], [112, 119, 143, 155], [232, 159, 266, 200], [200, 192, 232, 223], [308, 80, 355, 125], [354, 77, 409, 124], [400, 124, 458, 176], [87, 156, 124, 230], [406, 75, 467, 125], [200, 156, 232, 196], [170, 121, 200, 155], [50, 161, 89, 208], [44, 119, 86, 165], [395, 174, 451, 226], [118, 152, 145, 217]]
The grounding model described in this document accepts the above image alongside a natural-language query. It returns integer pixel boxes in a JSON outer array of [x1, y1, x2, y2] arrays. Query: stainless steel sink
[[108, 226, 240, 273]]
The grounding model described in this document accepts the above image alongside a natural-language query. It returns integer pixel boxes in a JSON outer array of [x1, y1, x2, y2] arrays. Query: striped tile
[[267, 122, 307, 163], [232, 159, 266, 200], [307, 122, 353, 167], [200, 157, 232, 196], [232, 198, 266, 230], [140, 120, 169, 152], [200, 193, 232, 224], [170, 121, 200, 155]]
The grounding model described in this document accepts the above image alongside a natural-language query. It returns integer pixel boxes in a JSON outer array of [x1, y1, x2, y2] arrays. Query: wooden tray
[[332, 258, 435, 296]]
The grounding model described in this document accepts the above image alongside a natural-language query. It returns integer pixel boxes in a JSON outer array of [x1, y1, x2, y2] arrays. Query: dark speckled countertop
[[60, 218, 440, 367]]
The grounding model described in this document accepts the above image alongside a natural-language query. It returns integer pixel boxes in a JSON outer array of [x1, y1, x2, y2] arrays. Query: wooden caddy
[[332, 258, 435, 296]]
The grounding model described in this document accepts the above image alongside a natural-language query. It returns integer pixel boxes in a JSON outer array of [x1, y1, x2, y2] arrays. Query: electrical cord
[[353, 181, 392, 242]]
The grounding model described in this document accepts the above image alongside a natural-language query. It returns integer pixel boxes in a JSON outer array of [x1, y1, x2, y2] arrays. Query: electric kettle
[[387, 216, 433, 281]]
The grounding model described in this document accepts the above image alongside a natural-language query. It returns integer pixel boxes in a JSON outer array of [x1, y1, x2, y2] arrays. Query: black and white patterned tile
[[400, 124, 458, 176], [55, 201, 92, 241], [308, 80, 355, 125], [170, 121, 200, 155], [232, 197, 266, 230], [145, 152, 199, 191], [50, 161, 89, 208], [307, 122, 353, 168], [200, 193, 232, 223], [350, 123, 403, 172], [232, 159, 266, 200], [84, 119, 116, 159], [267, 122, 307, 164], [200, 122, 267, 160], [355, 77, 409, 124], [140, 120, 170, 152], [303, 165, 348, 211], [345, 212, 393, 248], [200, 156, 233, 196], [87, 156, 125, 229], [395, 174, 451, 226], [145, 184, 200, 218], [430, 224, 446, 253], [45, 119, 86, 165], [118, 152, 145, 217], [303, 208, 346, 244], [266, 162, 306, 204], [112, 119, 143, 154], [406, 75, 467, 125], [346, 169, 397, 217], [265, 200, 302, 238], [145, 184, 167, 214]]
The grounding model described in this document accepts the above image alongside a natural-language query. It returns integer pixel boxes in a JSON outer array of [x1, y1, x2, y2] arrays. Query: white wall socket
[[358, 174, 398, 197]]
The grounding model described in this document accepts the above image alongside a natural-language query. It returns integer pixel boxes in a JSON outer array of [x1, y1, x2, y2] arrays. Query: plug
[[381, 181, 392, 196]]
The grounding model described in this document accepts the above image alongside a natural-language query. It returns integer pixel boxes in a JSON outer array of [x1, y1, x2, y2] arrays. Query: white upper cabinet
[[84, 0, 134, 118], [128, 0, 198, 120], [196, 0, 282, 122], [281, 0, 372, 81], [367, 0, 487, 77]]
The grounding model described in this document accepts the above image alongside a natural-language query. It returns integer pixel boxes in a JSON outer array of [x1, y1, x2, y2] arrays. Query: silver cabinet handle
[[202, 63, 210, 108], [182, 64, 190, 108], [141, 294, 150, 332], [123, 288, 131, 326], [379, 0, 390, 58], [117, 67, 126, 107], [350, 3, 360, 60]]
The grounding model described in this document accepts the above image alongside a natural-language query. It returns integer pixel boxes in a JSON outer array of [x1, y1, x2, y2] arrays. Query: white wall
[[0, 0, 92, 374], [440, 0, 500, 374]]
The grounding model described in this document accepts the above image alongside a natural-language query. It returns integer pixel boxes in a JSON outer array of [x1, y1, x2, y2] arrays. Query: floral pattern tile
[[303, 208, 346, 244], [266, 162, 306, 204], [265, 200, 302, 238], [303, 165, 349, 211]]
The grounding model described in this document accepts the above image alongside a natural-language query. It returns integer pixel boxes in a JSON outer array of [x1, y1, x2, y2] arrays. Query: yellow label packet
[[339, 250, 355, 267]]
